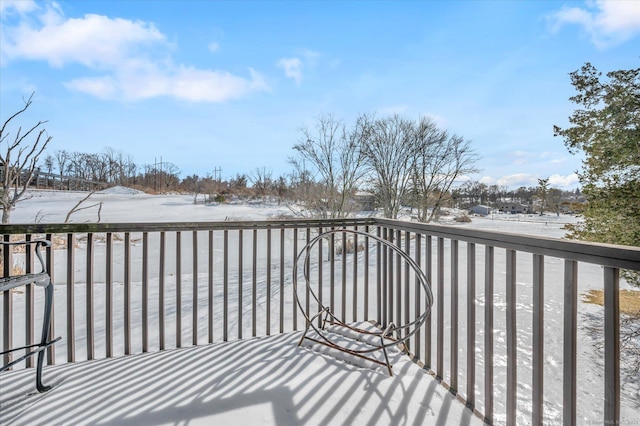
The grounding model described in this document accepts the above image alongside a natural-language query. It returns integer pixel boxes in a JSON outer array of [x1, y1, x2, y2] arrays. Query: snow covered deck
[[2, 207, 639, 424], [1, 331, 482, 426]]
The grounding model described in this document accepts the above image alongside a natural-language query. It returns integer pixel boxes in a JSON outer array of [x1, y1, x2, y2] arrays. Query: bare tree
[[0, 93, 52, 223], [361, 114, 417, 219], [287, 163, 320, 215], [228, 173, 248, 196], [43, 154, 54, 175], [53, 149, 70, 187], [161, 162, 180, 191], [411, 118, 479, 222], [291, 114, 370, 218], [273, 175, 289, 204], [250, 167, 273, 200]]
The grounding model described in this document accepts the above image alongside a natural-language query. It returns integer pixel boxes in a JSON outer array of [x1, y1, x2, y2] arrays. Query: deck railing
[[1, 218, 639, 425]]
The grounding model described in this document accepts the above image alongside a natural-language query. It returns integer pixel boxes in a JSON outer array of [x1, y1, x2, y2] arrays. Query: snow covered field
[[2, 188, 639, 424]]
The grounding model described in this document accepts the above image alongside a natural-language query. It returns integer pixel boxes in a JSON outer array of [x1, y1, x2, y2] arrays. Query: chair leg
[[36, 279, 53, 393]]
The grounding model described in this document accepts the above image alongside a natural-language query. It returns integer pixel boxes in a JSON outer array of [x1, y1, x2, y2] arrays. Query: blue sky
[[1, 1, 639, 189]]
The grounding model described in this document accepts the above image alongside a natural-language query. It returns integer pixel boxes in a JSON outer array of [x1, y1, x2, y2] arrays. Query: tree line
[[454, 179, 583, 215], [2, 102, 580, 223], [290, 113, 479, 220]]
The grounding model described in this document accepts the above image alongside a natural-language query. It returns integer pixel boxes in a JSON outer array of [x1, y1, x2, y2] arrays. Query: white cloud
[[64, 75, 117, 100], [548, 173, 579, 188], [509, 150, 570, 166], [277, 57, 303, 85], [511, 150, 532, 166], [496, 173, 537, 188], [276, 50, 321, 85], [480, 173, 579, 189], [479, 176, 496, 185], [2, 8, 166, 68], [65, 64, 268, 102], [549, 0, 640, 48], [0, 0, 38, 14], [1, 4, 269, 102]]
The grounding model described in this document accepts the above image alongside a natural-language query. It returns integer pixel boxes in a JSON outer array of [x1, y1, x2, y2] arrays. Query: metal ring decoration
[[293, 228, 433, 373]]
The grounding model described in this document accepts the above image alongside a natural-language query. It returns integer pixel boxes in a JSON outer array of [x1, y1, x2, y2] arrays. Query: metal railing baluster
[[252, 229, 257, 337], [193, 231, 198, 346], [280, 228, 284, 333], [604, 266, 620, 423], [563, 259, 577, 426], [86, 233, 94, 360], [364, 225, 369, 321], [45, 233, 55, 365], [466, 242, 476, 408], [341, 231, 346, 321], [506, 249, 517, 425], [124, 232, 131, 355], [293, 228, 298, 330], [376, 226, 382, 324], [66, 234, 75, 362], [208, 230, 214, 343], [142, 232, 148, 353], [395, 229, 401, 335], [415, 233, 421, 359], [316, 226, 322, 328], [404, 231, 410, 344], [425, 235, 432, 369], [159, 232, 165, 350], [223, 230, 228, 341], [106, 232, 113, 358], [352, 228, 358, 323], [266, 228, 271, 335], [330, 231, 335, 314], [25, 235, 34, 368], [239, 230, 243, 339], [2, 234, 13, 367], [437, 237, 444, 379], [484, 245, 494, 424], [176, 231, 182, 348], [533, 254, 544, 424], [451, 239, 459, 393]]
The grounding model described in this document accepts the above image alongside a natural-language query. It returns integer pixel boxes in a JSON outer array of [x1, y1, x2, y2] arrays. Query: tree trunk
[[2, 207, 10, 224]]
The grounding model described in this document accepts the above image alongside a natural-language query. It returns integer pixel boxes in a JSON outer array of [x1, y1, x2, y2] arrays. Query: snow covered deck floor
[[1, 332, 482, 426]]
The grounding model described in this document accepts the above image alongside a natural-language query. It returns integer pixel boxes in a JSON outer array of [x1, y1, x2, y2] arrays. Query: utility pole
[[154, 156, 166, 194], [212, 166, 222, 193]]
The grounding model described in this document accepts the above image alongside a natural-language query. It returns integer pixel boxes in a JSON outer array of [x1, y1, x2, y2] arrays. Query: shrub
[[455, 214, 472, 223]]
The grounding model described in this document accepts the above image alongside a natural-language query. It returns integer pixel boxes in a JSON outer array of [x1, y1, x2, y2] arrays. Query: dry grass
[[582, 289, 640, 315], [454, 214, 472, 223], [335, 238, 367, 255]]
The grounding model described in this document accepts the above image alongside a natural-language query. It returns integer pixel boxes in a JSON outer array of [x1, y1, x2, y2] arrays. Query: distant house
[[353, 191, 377, 211], [500, 202, 531, 214], [470, 205, 492, 215]]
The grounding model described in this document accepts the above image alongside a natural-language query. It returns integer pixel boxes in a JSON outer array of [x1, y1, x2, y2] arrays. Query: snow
[[1, 189, 639, 425], [1, 327, 482, 426], [96, 185, 145, 195], [11, 189, 294, 223]]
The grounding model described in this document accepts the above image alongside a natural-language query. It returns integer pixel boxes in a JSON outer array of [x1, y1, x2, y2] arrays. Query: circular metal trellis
[[293, 228, 433, 375]]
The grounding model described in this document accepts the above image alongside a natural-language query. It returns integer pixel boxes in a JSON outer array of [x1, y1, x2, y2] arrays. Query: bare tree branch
[[0, 92, 52, 223], [64, 191, 102, 223]]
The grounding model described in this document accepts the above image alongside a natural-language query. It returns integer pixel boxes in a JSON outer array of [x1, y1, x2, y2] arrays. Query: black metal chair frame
[[293, 229, 433, 376], [0, 239, 60, 393]]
